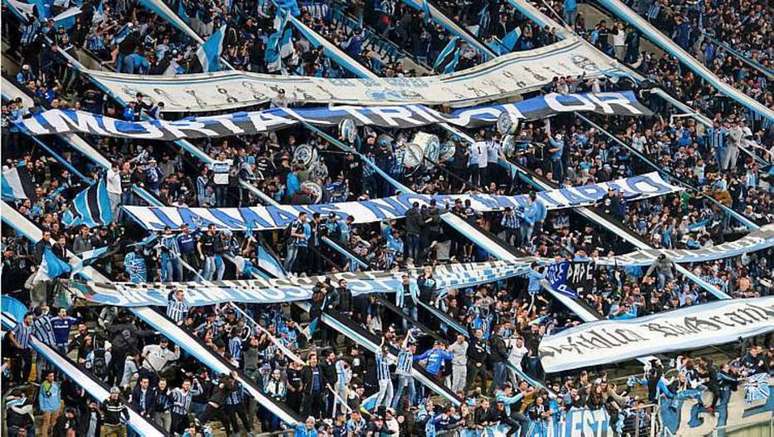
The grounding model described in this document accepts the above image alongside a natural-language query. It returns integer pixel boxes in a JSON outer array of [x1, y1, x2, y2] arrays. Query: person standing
[[447, 333, 468, 394], [301, 352, 328, 418], [166, 289, 189, 325], [101, 387, 129, 437], [38, 370, 62, 437], [374, 337, 394, 409], [723, 119, 744, 172], [391, 334, 416, 410], [465, 329, 488, 392], [7, 312, 34, 384], [197, 225, 218, 281], [170, 379, 196, 436], [176, 224, 198, 280]]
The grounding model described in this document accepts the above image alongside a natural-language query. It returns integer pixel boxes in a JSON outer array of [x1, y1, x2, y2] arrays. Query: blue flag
[[177, 0, 189, 23], [1, 296, 29, 324], [196, 25, 225, 72], [38, 246, 72, 281], [274, 0, 299, 16], [433, 36, 460, 73], [545, 261, 579, 298], [501, 27, 521, 52], [62, 177, 113, 229]]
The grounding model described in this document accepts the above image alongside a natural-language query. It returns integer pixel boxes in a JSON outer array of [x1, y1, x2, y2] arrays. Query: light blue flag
[[274, 0, 299, 16], [1, 296, 29, 324], [31, 0, 51, 19], [196, 24, 225, 72], [38, 246, 72, 281], [433, 36, 460, 71], [257, 244, 287, 278], [92, 0, 104, 22], [52, 5, 80, 29], [280, 26, 293, 58], [421, 0, 431, 20], [501, 26, 522, 52], [177, 0, 189, 23], [264, 30, 282, 72], [62, 177, 113, 229], [4, 0, 35, 22]]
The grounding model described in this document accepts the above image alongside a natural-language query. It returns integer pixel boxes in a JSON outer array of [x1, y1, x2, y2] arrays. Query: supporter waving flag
[[194, 25, 226, 72], [62, 177, 114, 229], [33, 246, 72, 283]]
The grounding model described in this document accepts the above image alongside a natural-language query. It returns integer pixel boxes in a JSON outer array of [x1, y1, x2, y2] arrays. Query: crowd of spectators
[[2, 0, 773, 436]]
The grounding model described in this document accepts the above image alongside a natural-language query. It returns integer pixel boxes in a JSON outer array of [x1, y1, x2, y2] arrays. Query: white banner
[[83, 36, 620, 112], [594, 224, 774, 266], [122, 172, 679, 231], [71, 260, 530, 307], [539, 297, 774, 373]]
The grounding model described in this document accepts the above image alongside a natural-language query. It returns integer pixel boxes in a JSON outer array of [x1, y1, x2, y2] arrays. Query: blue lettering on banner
[[238, 208, 273, 229], [557, 187, 593, 206], [626, 174, 671, 195], [360, 199, 403, 220], [210, 210, 247, 229], [266, 207, 298, 228], [149, 208, 179, 230], [575, 184, 608, 200], [178, 208, 217, 228], [536, 191, 561, 207]]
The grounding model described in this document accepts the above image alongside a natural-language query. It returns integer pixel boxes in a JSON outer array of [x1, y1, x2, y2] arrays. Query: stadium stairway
[[0, 312, 167, 436], [1, 204, 302, 426], [327, 5, 432, 73]]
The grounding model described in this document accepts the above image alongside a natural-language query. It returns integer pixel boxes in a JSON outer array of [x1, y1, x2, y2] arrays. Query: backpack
[[92, 348, 108, 378]]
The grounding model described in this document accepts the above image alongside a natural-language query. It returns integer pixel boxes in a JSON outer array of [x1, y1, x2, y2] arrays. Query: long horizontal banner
[[82, 36, 620, 112], [122, 173, 679, 231], [71, 260, 531, 307], [594, 224, 774, 266], [15, 92, 650, 141], [538, 297, 774, 373]]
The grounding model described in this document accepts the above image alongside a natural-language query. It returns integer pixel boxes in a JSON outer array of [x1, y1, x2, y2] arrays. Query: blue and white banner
[[121, 173, 678, 232], [76, 36, 620, 112], [545, 261, 593, 298], [72, 260, 532, 307], [539, 297, 774, 373], [745, 373, 770, 405], [594, 223, 774, 266], [15, 91, 651, 141]]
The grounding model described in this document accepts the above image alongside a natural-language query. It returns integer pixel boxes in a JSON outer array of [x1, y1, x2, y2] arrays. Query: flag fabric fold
[[195, 24, 226, 72], [62, 177, 114, 229], [34, 246, 72, 283], [434, 36, 460, 73], [2, 166, 36, 201]]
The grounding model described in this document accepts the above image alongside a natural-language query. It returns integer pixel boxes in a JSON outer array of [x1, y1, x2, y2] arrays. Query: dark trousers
[[171, 412, 188, 435], [301, 390, 323, 418], [11, 348, 32, 383]]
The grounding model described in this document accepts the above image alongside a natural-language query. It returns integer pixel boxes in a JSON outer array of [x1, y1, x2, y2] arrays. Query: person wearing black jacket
[[199, 372, 239, 433], [152, 378, 172, 433], [489, 324, 510, 393], [301, 352, 329, 418], [466, 329, 488, 392], [286, 360, 305, 412], [80, 400, 102, 437], [417, 266, 437, 327], [101, 387, 129, 436], [129, 377, 156, 436], [335, 279, 353, 316]]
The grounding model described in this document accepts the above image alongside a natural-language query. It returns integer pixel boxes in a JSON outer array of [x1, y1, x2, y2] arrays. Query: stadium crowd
[[1, 0, 772, 436]]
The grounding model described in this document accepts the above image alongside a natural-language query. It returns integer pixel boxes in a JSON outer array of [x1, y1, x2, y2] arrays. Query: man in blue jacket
[[414, 340, 453, 378]]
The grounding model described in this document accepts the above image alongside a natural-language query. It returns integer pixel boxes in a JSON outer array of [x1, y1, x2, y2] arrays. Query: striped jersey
[[395, 348, 413, 376], [375, 351, 392, 381], [11, 322, 32, 349], [166, 298, 189, 323], [31, 315, 56, 346], [171, 388, 192, 416]]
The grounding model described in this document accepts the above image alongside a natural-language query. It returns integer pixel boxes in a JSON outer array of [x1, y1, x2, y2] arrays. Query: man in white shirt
[[486, 134, 501, 186], [447, 334, 468, 394], [106, 163, 122, 217], [507, 336, 529, 384], [142, 338, 181, 375], [469, 132, 488, 186]]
